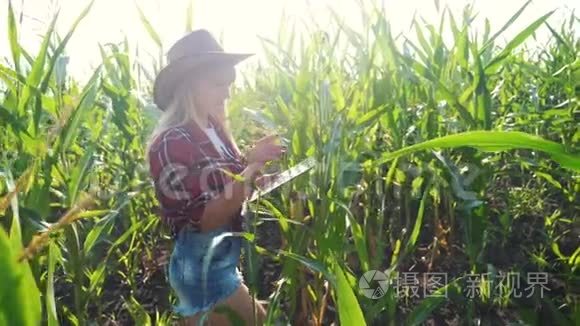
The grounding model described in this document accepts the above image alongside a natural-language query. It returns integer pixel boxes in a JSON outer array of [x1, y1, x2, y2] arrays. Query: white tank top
[[204, 126, 229, 157]]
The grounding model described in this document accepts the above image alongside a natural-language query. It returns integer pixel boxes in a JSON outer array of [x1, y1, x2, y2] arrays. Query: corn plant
[[1, 0, 578, 325], [1, 0, 168, 324], [229, 1, 578, 324]]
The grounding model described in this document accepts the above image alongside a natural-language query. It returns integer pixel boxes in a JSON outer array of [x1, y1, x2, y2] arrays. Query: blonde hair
[[146, 73, 242, 158]]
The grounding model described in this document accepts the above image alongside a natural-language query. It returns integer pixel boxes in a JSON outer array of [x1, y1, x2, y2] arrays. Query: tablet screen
[[249, 157, 316, 202]]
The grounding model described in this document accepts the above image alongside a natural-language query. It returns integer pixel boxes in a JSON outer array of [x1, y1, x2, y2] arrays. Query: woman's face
[[191, 65, 236, 118]]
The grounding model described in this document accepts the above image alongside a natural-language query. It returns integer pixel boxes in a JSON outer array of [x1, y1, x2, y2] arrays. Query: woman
[[147, 29, 285, 325]]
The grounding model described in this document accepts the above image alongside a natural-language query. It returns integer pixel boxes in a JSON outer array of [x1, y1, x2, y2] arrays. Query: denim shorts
[[168, 225, 243, 317]]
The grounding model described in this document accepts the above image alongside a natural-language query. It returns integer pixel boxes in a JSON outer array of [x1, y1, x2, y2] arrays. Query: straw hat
[[153, 29, 253, 110]]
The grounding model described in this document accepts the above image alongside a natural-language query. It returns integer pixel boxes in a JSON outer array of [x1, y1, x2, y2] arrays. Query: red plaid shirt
[[148, 115, 246, 236]]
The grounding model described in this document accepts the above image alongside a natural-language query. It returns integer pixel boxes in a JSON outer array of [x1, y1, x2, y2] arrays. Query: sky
[[0, 0, 578, 81]]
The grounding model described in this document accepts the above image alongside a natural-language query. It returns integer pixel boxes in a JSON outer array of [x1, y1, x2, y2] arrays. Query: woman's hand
[[245, 134, 286, 167]]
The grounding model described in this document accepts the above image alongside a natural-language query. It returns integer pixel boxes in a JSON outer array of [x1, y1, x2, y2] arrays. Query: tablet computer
[[249, 157, 316, 202]]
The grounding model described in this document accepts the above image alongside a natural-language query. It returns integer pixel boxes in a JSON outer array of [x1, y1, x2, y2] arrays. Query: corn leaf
[[185, 0, 194, 33], [378, 131, 580, 172], [406, 280, 460, 325], [46, 242, 60, 326], [7, 0, 21, 75], [332, 257, 367, 326], [479, 0, 532, 54], [485, 11, 554, 74], [0, 228, 41, 326], [136, 4, 162, 48]]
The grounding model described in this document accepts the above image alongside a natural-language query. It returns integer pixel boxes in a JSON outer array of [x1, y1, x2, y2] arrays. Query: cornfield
[[1, 0, 578, 325]]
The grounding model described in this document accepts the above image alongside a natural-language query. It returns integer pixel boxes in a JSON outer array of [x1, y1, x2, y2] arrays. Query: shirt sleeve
[[148, 128, 226, 233]]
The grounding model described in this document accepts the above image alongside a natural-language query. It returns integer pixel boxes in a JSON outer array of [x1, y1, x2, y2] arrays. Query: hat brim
[[153, 52, 253, 111]]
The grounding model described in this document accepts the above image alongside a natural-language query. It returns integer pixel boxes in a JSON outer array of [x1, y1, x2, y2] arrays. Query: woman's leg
[[181, 283, 266, 326], [218, 282, 267, 325]]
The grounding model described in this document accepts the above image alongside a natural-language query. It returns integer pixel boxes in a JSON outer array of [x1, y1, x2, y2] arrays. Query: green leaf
[[480, 0, 531, 54], [402, 56, 476, 127], [534, 172, 562, 190], [355, 104, 388, 128], [0, 104, 28, 135], [125, 297, 151, 326], [259, 200, 290, 234], [551, 242, 566, 260], [413, 18, 433, 59], [406, 280, 459, 325], [39, 0, 94, 94], [17, 10, 59, 131], [87, 263, 107, 295], [103, 194, 149, 257], [568, 247, 580, 267], [68, 146, 96, 204], [278, 250, 337, 285], [83, 192, 134, 256], [405, 182, 429, 251], [544, 22, 572, 53], [185, 0, 194, 33], [68, 107, 110, 205], [46, 242, 60, 326], [332, 258, 367, 326], [334, 200, 369, 271], [472, 43, 491, 129], [7, 0, 21, 75], [377, 131, 580, 172], [83, 213, 116, 256], [136, 4, 163, 48], [4, 169, 22, 249], [57, 68, 101, 153], [432, 151, 478, 201], [0, 227, 42, 326], [485, 11, 554, 74], [455, 27, 469, 69]]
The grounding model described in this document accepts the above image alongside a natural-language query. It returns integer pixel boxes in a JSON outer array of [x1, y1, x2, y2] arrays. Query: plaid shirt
[[148, 115, 247, 236]]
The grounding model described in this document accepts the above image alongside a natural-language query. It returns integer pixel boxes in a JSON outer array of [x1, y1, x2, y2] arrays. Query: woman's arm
[[197, 162, 262, 232], [197, 134, 285, 231], [148, 129, 283, 234]]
